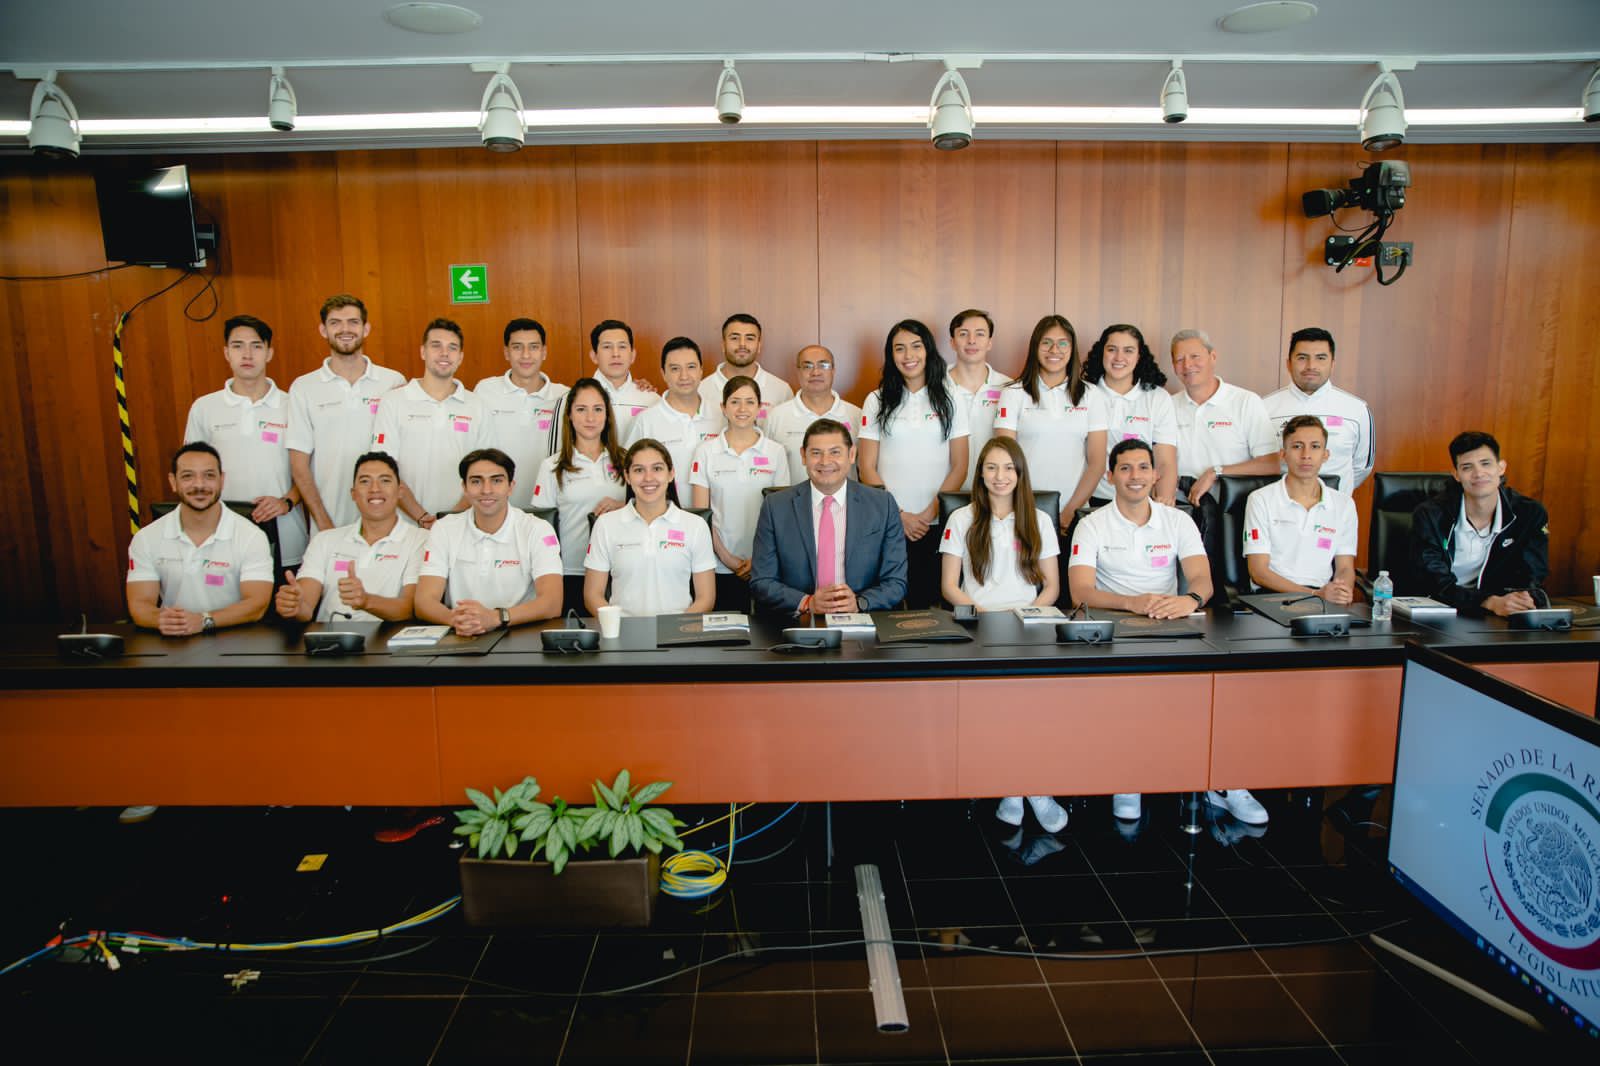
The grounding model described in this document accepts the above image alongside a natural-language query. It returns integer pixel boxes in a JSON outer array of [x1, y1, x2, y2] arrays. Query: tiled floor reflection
[[0, 792, 1568, 1063]]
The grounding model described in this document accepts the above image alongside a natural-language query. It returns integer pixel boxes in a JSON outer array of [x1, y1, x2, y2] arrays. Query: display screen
[[1391, 646, 1600, 1040], [93, 164, 201, 267]]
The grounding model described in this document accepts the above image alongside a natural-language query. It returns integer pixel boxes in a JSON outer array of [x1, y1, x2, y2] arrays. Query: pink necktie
[[818, 495, 837, 588]]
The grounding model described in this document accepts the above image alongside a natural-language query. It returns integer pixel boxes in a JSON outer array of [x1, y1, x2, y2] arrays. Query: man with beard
[[698, 313, 793, 424], [127, 442, 274, 634], [287, 295, 405, 533], [275, 452, 429, 622]]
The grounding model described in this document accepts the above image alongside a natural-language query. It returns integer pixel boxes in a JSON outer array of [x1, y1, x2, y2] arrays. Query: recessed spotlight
[[1218, 1, 1318, 33], [382, 3, 482, 34]]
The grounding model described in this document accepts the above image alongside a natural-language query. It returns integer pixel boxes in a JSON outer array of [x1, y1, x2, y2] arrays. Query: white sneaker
[[996, 796, 1025, 826], [1111, 793, 1142, 820], [1027, 795, 1069, 833], [1208, 788, 1269, 825], [118, 805, 158, 824]]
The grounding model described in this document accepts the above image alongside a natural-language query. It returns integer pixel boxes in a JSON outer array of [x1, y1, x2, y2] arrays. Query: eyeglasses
[[800, 361, 833, 372], [1038, 340, 1071, 352]]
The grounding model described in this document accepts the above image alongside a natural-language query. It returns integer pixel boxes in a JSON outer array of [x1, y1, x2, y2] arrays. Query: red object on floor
[[373, 814, 444, 843]]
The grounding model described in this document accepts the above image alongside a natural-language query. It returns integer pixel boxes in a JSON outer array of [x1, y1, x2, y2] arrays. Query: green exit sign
[[449, 264, 489, 304]]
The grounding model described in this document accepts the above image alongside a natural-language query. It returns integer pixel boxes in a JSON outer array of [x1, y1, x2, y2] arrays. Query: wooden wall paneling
[[1281, 145, 1520, 476], [572, 142, 819, 392], [1499, 144, 1600, 594], [0, 163, 126, 620], [333, 147, 584, 388], [1054, 142, 1291, 399], [816, 141, 1057, 404]]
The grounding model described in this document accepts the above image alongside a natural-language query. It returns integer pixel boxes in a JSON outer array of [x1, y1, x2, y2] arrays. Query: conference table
[[2, 603, 1595, 809]]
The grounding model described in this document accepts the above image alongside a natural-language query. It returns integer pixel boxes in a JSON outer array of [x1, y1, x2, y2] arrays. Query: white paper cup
[[597, 605, 623, 639]]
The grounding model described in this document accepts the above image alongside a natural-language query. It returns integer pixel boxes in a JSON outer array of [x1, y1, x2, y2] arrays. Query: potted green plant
[[454, 771, 685, 928]]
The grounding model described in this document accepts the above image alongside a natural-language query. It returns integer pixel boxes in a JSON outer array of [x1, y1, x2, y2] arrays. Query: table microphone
[[58, 614, 124, 659], [1057, 602, 1115, 644], [1282, 592, 1352, 637], [1505, 586, 1573, 631]]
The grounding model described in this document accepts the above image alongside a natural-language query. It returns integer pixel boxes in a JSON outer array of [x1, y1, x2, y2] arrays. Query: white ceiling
[[2, 1, 1597, 151]]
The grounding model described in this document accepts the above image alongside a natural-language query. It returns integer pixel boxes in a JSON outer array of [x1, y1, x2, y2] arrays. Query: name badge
[[1148, 555, 1170, 569], [1316, 536, 1333, 550], [204, 573, 226, 586], [453, 418, 471, 433], [1325, 415, 1344, 427]]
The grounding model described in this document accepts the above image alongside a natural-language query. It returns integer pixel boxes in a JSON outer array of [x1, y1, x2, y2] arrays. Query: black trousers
[[902, 525, 941, 610]]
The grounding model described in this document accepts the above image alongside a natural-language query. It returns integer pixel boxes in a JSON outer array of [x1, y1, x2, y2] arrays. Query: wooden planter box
[[459, 850, 661, 929]]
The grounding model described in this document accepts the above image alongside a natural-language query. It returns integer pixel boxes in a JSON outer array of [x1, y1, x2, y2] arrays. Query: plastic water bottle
[[1372, 570, 1394, 622]]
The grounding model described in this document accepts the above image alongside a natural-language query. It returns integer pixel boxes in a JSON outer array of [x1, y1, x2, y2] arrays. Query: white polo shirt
[[596, 375, 659, 441], [286, 356, 406, 529], [531, 451, 626, 575], [418, 508, 562, 609], [950, 365, 1011, 491], [859, 387, 971, 516], [586, 502, 716, 616], [1263, 381, 1375, 492], [1451, 496, 1504, 588], [473, 373, 570, 508], [993, 380, 1110, 500], [1243, 478, 1359, 590], [1092, 380, 1180, 501], [766, 392, 862, 485], [688, 432, 790, 573], [184, 379, 308, 565], [296, 520, 428, 621], [1068, 499, 1207, 597], [940, 504, 1060, 610], [1172, 378, 1279, 479], [127, 506, 274, 612], [697, 364, 794, 426], [626, 396, 725, 502], [371, 379, 488, 515]]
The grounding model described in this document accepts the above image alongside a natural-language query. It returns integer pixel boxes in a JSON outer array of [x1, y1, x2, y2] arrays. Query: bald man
[[765, 344, 863, 484]]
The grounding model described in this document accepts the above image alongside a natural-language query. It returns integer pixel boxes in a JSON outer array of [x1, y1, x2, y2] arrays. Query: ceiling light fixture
[[268, 67, 297, 132], [1359, 63, 1407, 151], [382, 3, 482, 34], [1584, 66, 1600, 123], [715, 60, 745, 124], [1161, 61, 1189, 124], [929, 61, 974, 151], [477, 64, 524, 152], [1218, 1, 1319, 33], [28, 72, 81, 159]]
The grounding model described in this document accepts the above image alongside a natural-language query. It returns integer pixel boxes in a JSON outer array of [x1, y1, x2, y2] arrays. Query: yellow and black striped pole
[[113, 311, 140, 535]]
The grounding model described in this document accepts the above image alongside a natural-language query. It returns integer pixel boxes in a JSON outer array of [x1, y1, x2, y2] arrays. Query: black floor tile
[[1285, 861, 1402, 914], [470, 932, 594, 994], [1195, 865, 1327, 917], [1170, 975, 1325, 1050], [691, 990, 818, 1064], [1048, 978, 1202, 1055], [580, 932, 703, 995], [1141, 918, 1267, 980], [918, 927, 1044, 988], [987, 826, 1093, 877], [697, 930, 816, 993], [704, 880, 814, 934], [906, 877, 1021, 929], [1095, 870, 1222, 922], [174, 994, 343, 1065], [1077, 1054, 1210, 1066], [561, 993, 695, 1065], [303, 996, 459, 1065], [1334, 1041, 1479, 1064], [932, 983, 1074, 1060], [1005, 873, 1123, 928], [1207, 1047, 1343, 1064], [1232, 912, 1351, 952], [429, 996, 573, 1064], [1278, 970, 1458, 1047], [811, 929, 927, 992], [811, 873, 917, 932], [347, 934, 488, 996], [814, 988, 946, 1064]]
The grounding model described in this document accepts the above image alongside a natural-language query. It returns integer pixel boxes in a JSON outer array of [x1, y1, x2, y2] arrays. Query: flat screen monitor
[[93, 164, 201, 267], [1391, 643, 1600, 1041]]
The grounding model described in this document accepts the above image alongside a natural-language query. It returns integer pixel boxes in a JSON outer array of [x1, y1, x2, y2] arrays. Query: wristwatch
[[1212, 464, 1224, 478], [497, 607, 511, 630], [1185, 591, 1205, 606], [201, 612, 216, 633]]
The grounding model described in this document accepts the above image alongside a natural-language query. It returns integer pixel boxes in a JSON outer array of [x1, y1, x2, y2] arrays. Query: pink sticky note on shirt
[[753, 455, 771, 466], [757, 408, 768, 420], [630, 406, 644, 416], [453, 419, 470, 433], [1325, 415, 1344, 427], [542, 534, 558, 546], [1149, 555, 1170, 569], [260, 430, 279, 444], [368, 401, 379, 414], [667, 529, 685, 543], [334, 559, 351, 573], [1122, 432, 1141, 441], [538, 419, 551, 430], [204, 573, 226, 586], [985, 388, 1002, 400], [1316, 536, 1333, 550]]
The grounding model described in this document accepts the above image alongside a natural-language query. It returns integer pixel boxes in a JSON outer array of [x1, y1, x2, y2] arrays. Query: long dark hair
[[966, 437, 1044, 588], [1015, 314, 1086, 405], [875, 319, 956, 439], [554, 377, 625, 489], [1083, 323, 1167, 390], [621, 437, 682, 506]]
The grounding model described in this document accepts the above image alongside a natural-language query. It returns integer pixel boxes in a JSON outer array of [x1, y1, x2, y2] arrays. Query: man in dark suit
[[750, 418, 907, 615]]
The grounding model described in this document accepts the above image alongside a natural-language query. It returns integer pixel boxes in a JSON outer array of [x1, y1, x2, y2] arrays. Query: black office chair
[[150, 500, 283, 579], [1367, 472, 1450, 593], [1214, 473, 1342, 602], [524, 505, 558, 529]]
